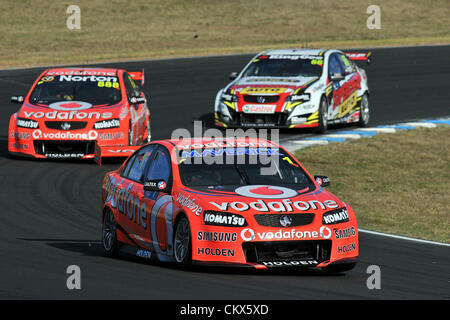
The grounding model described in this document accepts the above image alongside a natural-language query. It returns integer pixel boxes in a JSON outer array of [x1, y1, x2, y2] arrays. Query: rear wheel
[[102, 209, 119, 257], [144, 118, 151, 143], [128, 121, 134, 146], [174, 216, 192, 269], [315, 96, 328, 134]]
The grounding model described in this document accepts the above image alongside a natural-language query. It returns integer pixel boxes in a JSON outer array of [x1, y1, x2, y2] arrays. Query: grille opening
[[238, 113, 287, 126], [44, 121, 88, 130], [254, 213, 315, 227], [34, 140, 95, 156], [243, 240, 331, 264], [242, 95, 280, 103]]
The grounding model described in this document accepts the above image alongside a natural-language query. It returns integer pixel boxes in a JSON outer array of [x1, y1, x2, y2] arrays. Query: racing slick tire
[[144, 118, 151, 144], [322, 262, 357, 274], [128, 120, 134, 146], [102, 209, 119, 257], [173, 215, 192, 269], [358, 93, 370, 127], [315, 96, 329, 134]]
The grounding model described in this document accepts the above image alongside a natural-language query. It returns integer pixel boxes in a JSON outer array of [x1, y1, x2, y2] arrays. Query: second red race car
[[101, 137, 359, 273], [8, 67, 151, 161]]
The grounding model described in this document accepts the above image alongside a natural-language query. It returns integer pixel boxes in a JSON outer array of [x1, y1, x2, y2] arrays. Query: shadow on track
[[19, 237, 343, 277]]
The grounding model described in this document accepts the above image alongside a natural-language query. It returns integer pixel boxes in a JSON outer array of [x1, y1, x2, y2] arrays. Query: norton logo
[[49, 101, 93, 111], [235, 185, 298, 199]]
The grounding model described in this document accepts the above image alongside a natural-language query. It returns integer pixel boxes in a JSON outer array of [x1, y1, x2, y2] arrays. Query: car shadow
[[19, 237, 344, 277], [193, 113, 361, 137]]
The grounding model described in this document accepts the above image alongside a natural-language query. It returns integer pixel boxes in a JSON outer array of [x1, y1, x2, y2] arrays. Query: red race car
[[8, 67, 151, 161], [101, 137, 358, 273]]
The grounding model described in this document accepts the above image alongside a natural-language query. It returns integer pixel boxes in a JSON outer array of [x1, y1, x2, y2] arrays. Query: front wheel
[[102, 209, 119, 257], [315, 96, 328, 134], [358, 93, 370, 127], [173, 216, 192, 269]]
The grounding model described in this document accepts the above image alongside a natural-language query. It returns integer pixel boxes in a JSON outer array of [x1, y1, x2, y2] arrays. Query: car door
[[328, 53, 360, 120], [338, 53, 361, 118], [123, 72, 147, 145], [117, 144, 157, 248], [328, 53, 347, 118], [142, 146, 174, 258]]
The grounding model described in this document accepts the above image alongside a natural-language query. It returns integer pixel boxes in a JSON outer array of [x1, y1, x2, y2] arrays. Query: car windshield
[[177, 147, 314, 190], [242, 54, 323, 78], [29, 74, 122, 105]]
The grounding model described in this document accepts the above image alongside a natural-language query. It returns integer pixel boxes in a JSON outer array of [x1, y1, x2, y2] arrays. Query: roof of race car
[[260, 48, 327, 56], [42, 67, 120, 76], [166, 137, 280, 150]]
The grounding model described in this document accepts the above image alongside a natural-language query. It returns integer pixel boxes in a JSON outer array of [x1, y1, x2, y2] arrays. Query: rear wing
[[344, 52, 372, 64], [129, 68, 145, 87]]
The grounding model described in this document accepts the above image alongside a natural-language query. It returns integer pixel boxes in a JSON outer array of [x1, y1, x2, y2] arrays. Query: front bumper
[[8, 116, 134, 160], [191, 223, 359, 269], [215, 112, 319, 129]]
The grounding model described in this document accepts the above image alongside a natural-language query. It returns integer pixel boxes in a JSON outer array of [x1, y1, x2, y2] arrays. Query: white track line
[[359, 229, 450, 247], [401, 122, 437, 128], [324, 133, 361, 139], [291, 140, 329, 145], [358, 127, 397, 133]]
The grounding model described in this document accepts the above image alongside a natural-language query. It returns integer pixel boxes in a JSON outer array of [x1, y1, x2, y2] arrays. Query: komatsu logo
[[322, 208, 349, 225]]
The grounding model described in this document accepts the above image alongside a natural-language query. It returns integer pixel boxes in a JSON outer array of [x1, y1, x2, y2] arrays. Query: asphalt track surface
[[0, 45, 449, 299]]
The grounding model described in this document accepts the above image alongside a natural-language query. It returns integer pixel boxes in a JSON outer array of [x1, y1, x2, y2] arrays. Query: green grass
[[0, 0, 449, 68], [294, 126, 450, 243]]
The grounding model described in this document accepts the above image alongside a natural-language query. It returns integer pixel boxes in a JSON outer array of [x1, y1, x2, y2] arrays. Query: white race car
[[214, 48, 371, 132]]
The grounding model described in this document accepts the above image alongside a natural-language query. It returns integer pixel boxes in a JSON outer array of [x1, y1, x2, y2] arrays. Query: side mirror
[[11, 96, 24, 103], [228, 72, 238, 80], [130, 96, 146, 105], [314, 175, 330, 187], [330, 73, 344, 82], [144, 179, 170, 193]]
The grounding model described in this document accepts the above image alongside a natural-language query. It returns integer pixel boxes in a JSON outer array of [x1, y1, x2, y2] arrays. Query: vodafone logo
[[49, 101, 92, 111], [240, 228, 255, 241], [319, 226, 332, 239], [32, 129, 98, 140], [240, 226, 332, 242], [235, 185, 298, 199]]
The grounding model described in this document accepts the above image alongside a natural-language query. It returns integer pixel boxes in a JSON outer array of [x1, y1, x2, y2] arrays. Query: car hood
[[228, 76, 319, 93], [17, 101, 125, 121]]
